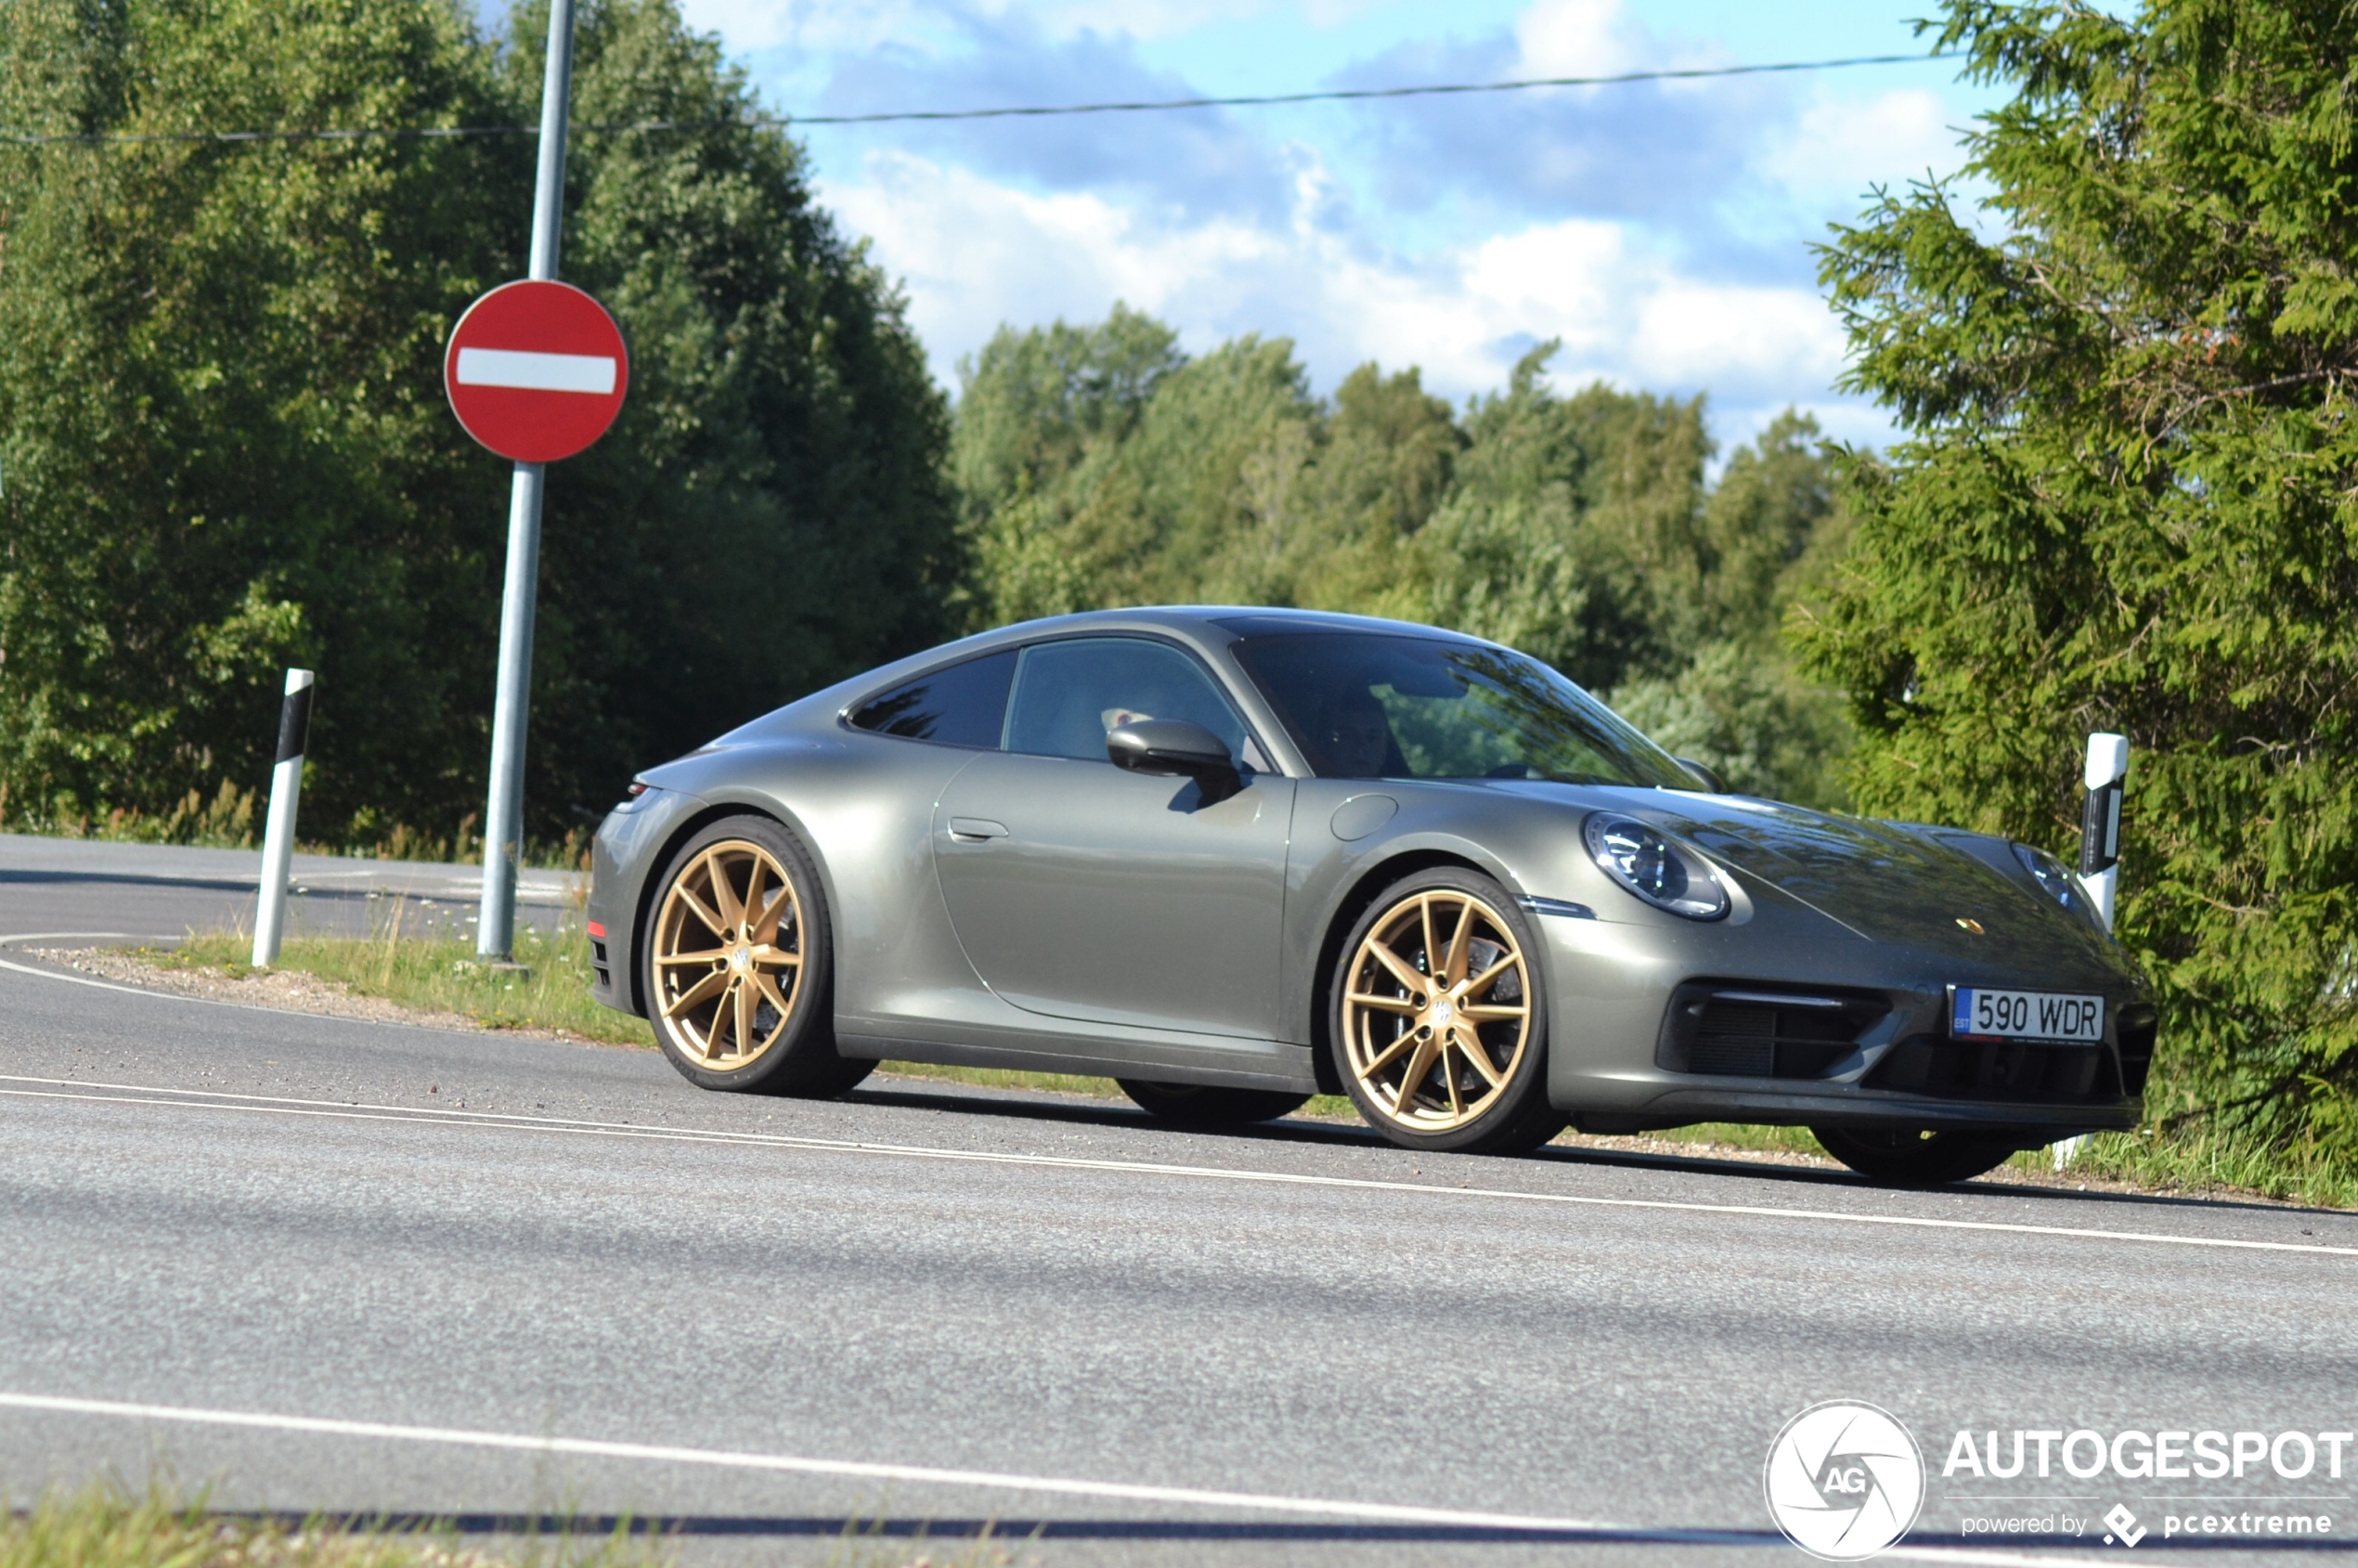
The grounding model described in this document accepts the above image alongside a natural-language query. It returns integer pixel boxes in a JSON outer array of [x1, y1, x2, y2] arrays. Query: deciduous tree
[[0, 0, 955, 844]]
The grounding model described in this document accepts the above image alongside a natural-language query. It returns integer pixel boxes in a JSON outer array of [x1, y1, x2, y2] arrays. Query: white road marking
[[2, 1073, 2349, 1261], [454, 347, 615, 395], [0, 1392, 2111, 1565]]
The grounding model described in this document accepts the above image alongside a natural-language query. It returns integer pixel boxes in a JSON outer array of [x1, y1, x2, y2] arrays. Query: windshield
[[1230, 631, 1695, 787]]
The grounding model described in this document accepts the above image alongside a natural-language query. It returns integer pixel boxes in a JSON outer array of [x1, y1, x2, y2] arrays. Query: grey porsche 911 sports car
[[587, 606, 2153, 1185]]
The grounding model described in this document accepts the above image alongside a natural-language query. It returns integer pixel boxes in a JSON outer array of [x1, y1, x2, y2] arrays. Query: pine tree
[[1802, 0, 2358, 1146]]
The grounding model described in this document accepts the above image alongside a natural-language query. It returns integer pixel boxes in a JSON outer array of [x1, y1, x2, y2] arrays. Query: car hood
[[1549, 786, 2123, 977]]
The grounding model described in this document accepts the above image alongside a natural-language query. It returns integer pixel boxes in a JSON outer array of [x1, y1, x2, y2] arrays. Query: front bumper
[[584, 785, 703, 1017], [1534, 907, 2150, 1140]]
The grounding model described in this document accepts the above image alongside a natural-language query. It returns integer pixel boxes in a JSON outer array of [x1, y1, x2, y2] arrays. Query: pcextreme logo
[[1765, 1401, 1927, 1561]]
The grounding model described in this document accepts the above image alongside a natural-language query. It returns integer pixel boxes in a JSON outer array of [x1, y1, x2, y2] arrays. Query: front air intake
[[2115, 1003, 2158, 1095], [1656, 982, 1891, 1080]]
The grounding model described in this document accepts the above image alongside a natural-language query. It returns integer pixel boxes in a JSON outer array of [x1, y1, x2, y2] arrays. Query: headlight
[[2011, 842, 2099, 925], [1583, 813, 1729, 920]]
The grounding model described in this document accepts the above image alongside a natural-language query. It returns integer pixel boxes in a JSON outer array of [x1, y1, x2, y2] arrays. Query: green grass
[[0, 1483, 1023, 1568], [1633, 1121, 1828, 1157], [144, 927, 2353, 1206], [2006, 1125, 2358, 1207], [0, 1484, 656, 1568], [167, 915, 650, 1045]]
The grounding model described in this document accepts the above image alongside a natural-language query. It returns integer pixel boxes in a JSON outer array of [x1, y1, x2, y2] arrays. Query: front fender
[[1280, 781, 1712, 1043]]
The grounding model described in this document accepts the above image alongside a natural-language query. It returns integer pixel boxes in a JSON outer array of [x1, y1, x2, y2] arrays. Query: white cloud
[[824, 151, 1283, 373], [1628, 278, 1846, 389], [679, 0, 1316, 53], [1512, 0, 1634, 77], [1760, 86, 1967, 200], [676, 0, 925, 55], [823, 149, 1862, 447], [1509, 0, 1730, 93], [1015, 0, 1282, 39]]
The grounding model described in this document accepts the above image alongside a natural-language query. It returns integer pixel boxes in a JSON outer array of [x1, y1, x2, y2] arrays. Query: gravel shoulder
[[27, 946, 615, 1047]]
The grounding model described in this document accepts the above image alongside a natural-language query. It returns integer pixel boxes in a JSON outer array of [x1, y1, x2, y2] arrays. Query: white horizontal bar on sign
[[454, 346, 615, 395]]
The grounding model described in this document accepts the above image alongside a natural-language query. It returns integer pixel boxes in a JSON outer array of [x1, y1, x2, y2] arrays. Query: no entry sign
[[444, 279, 628, 463]]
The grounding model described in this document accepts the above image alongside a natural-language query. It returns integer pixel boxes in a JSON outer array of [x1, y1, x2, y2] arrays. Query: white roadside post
[[2054, 731, 2129, 1170], [2079, 732, 2130, 929], [252, 668, 316, 968], [476, 0, 577, 963]]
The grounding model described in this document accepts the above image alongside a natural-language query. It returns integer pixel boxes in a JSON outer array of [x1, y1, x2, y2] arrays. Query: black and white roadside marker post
[[2080, 732, 2129, 932], [252, 668, 316, 968], [2055, 731, 2130, 1170]]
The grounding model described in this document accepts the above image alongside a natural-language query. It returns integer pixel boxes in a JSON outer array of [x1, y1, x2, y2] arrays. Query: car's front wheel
[[1329, 868, 1565, 1155], [1115, 1080, 1310, 1126], [642, 815, 874, 1097], [1812, 1125, 2016, 1186]]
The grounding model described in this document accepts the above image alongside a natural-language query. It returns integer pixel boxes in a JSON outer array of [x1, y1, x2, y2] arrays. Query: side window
[[847, 650, 1017, 748], [1005, 638, 1251, 763]]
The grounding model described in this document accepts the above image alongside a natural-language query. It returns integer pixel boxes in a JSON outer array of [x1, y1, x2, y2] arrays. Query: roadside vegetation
[[1803, 5, 2358, 1175], [0, 0, 957, 858], [164, 917, 636, 1042], [0, 1484, 654, 1568], [0, 1484, 1020, 1568]]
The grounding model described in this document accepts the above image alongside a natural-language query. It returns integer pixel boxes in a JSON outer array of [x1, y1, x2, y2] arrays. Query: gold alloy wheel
[[1341, 889, 1532, 1132], [651, 839, 805, 1071]]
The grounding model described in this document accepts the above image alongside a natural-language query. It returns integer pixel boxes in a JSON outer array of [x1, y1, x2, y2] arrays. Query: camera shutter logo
[[1764, 1401, 1925, 1561]]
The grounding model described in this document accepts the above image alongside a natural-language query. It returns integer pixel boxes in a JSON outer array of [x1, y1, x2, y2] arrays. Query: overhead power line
[[4, 51, 1950, 147]]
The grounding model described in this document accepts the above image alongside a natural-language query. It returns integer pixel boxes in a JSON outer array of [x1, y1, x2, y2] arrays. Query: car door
[[932, 635, 1295, 1041]]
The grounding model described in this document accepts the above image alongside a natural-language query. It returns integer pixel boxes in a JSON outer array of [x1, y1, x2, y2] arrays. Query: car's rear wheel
[[1812, 1125, 2016, 1186], [643, 815, 873, 1096], [1115, 1080, 1310, 1126], [1330, 868, 1565, 1155]]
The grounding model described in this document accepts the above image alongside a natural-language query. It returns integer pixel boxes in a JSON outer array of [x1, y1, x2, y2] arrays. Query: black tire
[[1115, 1080, 1311, 1126], [1811, 1125, 2016, 1186], [641, 814, 874, 1097], [1328, 866, 1567, 1155]]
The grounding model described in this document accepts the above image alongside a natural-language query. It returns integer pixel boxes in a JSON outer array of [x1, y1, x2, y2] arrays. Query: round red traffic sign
[[444, 279, 629, 463]]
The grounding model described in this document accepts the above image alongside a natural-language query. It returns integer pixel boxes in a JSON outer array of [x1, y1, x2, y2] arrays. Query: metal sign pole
[[478, 0, 577, 961]]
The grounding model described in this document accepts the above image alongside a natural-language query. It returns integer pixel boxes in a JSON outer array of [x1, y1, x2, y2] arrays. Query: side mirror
[[1675, 757, 1728, 795], [1108, 719, 1242, 802]]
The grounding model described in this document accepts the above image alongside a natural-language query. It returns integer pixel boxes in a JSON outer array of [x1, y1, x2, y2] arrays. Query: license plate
[[1950, 987, 2105, 1043]]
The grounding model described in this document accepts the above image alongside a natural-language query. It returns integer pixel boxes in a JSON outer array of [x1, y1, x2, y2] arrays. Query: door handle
[[947, 817, 1009, 841]]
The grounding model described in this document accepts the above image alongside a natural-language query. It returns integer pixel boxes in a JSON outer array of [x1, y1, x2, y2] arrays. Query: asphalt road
[[3, 839, 2355, 1566], [0, 831, 581, 948]]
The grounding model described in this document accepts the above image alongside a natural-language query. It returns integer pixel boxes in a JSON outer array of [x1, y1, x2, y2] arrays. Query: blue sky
[[676, 0, 1998, 452]]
